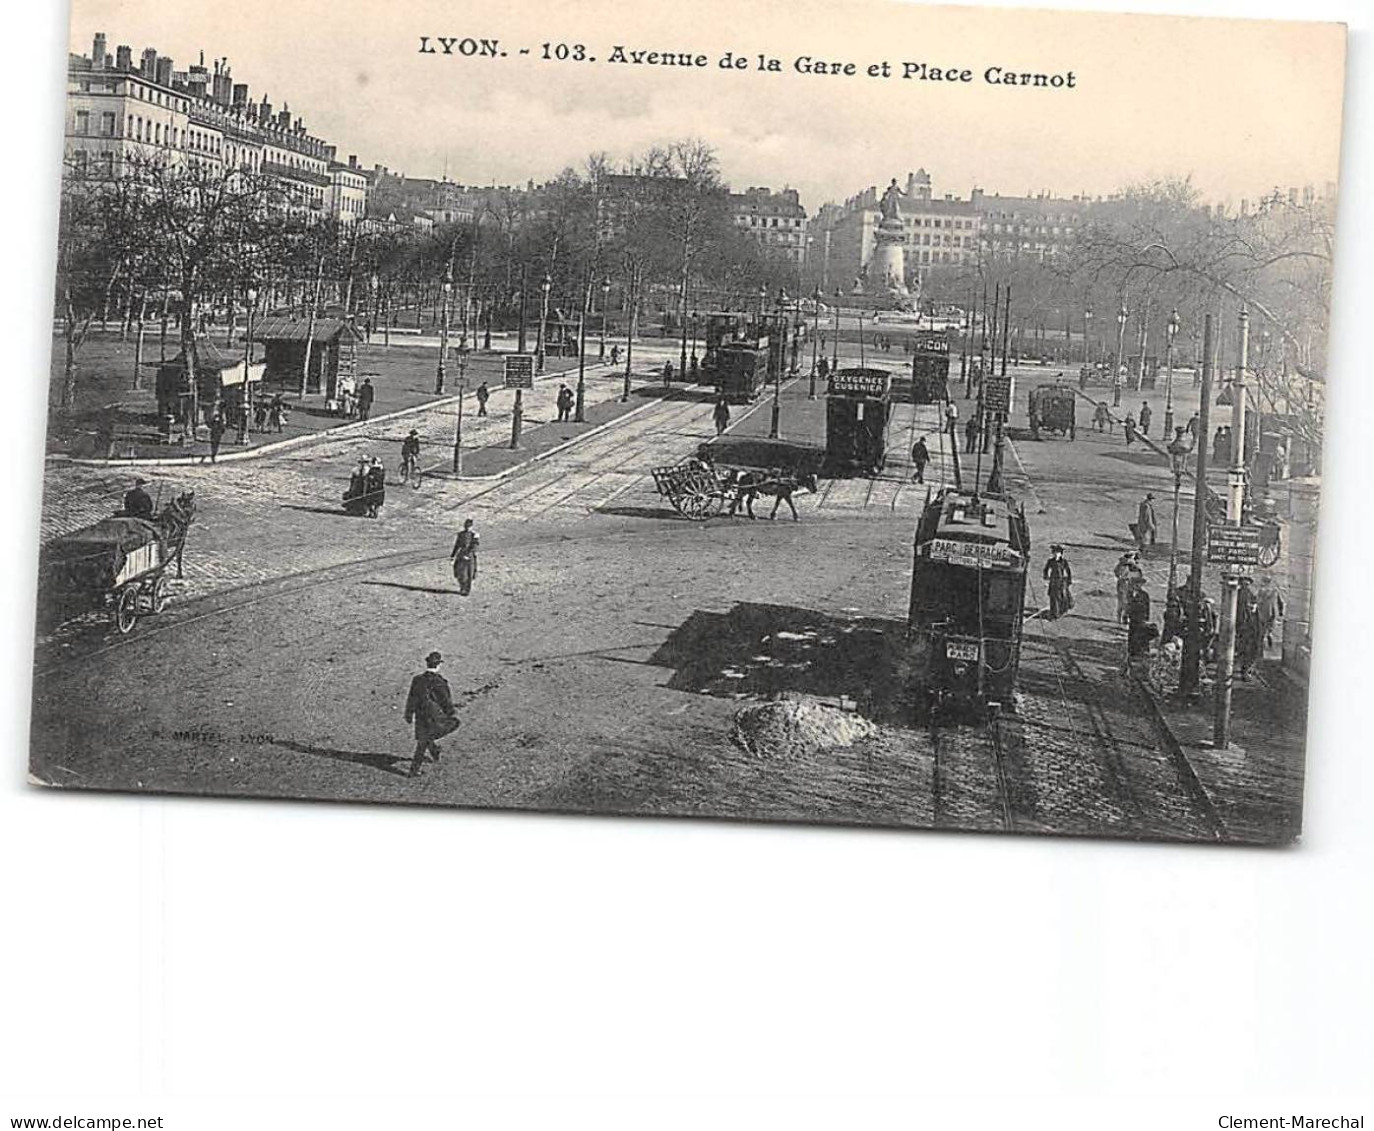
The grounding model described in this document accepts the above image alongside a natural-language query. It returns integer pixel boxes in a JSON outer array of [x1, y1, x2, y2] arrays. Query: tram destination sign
[[503, 354, 535, 389], [927, 537, 1020, 568], [983, 372, 1013, 414], [1207, 524, 1262, 567], [829, 370, 891, 397]]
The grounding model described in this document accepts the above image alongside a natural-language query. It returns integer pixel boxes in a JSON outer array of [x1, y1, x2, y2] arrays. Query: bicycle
[[398, 453, 423, 489]]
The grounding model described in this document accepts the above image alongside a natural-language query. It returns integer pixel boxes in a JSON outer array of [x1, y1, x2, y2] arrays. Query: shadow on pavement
[[280, 503, 357, 518], [647, 602, 911, 723], [272, 738, 411, 777], [361, 580, 455, 596], [594, 504, 692, 521]]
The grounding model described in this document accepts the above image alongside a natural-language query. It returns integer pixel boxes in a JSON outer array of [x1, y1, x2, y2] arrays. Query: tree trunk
[[300, 253, 325, 396], [133, 293, 147, 391], [63, 298, 78, 412]]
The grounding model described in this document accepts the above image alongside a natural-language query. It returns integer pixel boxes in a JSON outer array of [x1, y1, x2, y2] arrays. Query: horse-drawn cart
[[38, 494, 196, 634], [650, 438, 824, 522]]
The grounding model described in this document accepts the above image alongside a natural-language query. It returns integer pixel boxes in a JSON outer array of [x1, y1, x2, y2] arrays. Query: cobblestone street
[[32, 347, 1306, 843]]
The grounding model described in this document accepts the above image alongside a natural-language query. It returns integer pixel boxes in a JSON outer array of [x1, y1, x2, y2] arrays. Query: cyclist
[[400, 430, 422, 483]]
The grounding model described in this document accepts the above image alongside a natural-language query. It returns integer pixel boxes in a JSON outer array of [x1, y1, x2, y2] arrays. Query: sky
[[68, 0, 1347, 211]]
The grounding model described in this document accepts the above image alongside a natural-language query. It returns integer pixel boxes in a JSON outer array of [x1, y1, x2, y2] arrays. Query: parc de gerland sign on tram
[[1207, 524, 1262, 572], [503, 354, 535, 389]]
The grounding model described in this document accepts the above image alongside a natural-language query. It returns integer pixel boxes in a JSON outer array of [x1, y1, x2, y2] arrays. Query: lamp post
[[536, 271, 551, 374], [452, 345, 468, 475], [599, 276, 610, 360], [367, 274, 378, 342], [809, 286, 821, 399], [435, 264, 452, 394], [1163, 307, 1180, 439], [1166, 426, 1189, 596], [1214, 308, 1251, 751], [769, 288, 786, 439], [1113, 300, 1128, 407], [1083, 307, 1093, 367], [574, 274, 589, 423], [242, 285, 258, 442]]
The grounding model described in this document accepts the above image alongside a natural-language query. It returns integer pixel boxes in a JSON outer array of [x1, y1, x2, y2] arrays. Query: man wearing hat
[[1134, 492, 1158, 551], [123, 478, 154, 519], [404, 651, 458, 777], [1042, 543, 1074, 620], [401, 429, 422, 483], [1114, 550, 1142, 623], [451, 518, 479, 596]]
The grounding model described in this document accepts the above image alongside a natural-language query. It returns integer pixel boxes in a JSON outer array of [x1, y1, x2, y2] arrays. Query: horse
[[153, 491, 197, 578], [729, 469, 819, 522]]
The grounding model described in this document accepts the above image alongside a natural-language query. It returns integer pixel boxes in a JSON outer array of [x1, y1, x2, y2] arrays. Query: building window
[[100, 112, 116, 137], [74, 110, 89, 135]]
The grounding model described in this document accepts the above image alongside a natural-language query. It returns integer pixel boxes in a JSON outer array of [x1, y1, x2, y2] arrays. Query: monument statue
[[880, 178, 905, 225]]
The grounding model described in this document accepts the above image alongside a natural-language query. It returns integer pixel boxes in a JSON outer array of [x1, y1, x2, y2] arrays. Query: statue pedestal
[[870, 218, 910, 305]]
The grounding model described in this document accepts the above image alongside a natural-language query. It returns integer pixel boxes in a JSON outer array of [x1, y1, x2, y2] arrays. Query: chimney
[[214, 70, 232, 104], [92, 33, 107, 67], [155, 56, 173, 86], [349, 155, 358, 169], [141, 48, 158, 76], [259, 95, 272, 122], [115, 45, 132, 71], [232, 83, 249, 107]]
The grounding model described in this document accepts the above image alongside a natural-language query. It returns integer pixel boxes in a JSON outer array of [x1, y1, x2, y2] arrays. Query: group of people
[[343, 456, 387, 517]]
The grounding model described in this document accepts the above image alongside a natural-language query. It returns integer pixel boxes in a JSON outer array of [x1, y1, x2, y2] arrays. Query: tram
[[910, 330, 952, 404], [908, 487, 1031, 719]]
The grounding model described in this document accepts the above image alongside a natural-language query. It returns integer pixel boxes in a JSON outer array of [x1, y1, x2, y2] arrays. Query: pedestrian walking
[[451, 518, 479, 595], [1114, 550, 1141, 623], [556, 383, 574, 422], [663, 360, 674, 384], [364, 457, 386, 518], [124, 477, 154, 518], [610, 344, 620, 366], [911, 435, 930, 482], [1186, 411, 1200, 440], [818, 356, 829, 381], [208, 411, 225, 463], [403, 651, 459, 778], [1123, 413, 1137, 446], [1139, 400, 1152, 437], [713, 397, 731, 435], [964, 414, 979, 454], [1133, 492, 1158, 551], [476, 382, 490, 417], [1093, 402, 1110, 432], [1123, 576, 1157, 675], [357, 377, 375, 421], [1256, 575, 1285, 650], [1042, 543, 1074, 619]]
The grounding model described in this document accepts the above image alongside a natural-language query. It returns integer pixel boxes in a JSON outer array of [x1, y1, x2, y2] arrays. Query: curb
[[53, 360, 621, 469], [1128, 668, 1228, 841]]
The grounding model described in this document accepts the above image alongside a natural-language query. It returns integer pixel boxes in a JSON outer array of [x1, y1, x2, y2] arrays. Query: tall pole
[[452, 349, 467, 474], [599, 278, 610, 360], [510, 389, 523, 449], [988, 283, 1012, 494], [1113, 300, 1128, 407], [575, 273, 589, 423], [809, 289, 820, 399], [517, 265, 528, 355], [536, 272, 550, 375], [831, 294, 839, 372], [1163, 308, 1179, 438], [622, 267, 637, 402], [1167, 430, 1185, 595], [1214, 308, 1249, 749], [769, 292, 784, 440], [1181, 312, 1215, 699], [435, 260, 453, 395]]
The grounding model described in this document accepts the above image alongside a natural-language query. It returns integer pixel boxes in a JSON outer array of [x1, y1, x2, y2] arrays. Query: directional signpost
[[1207, 524, 1261, 575], [983, 371, 1012, 414], [504, 353, 534, 448]]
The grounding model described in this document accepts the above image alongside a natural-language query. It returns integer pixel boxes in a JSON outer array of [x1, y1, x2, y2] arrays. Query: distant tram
[[703, 312, 781, 404], [908, 488, 1031, 718], [910, 330, 952, 405]]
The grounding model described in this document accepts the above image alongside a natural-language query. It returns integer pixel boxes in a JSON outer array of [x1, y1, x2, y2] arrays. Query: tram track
[[928, 710, 1016, 833]]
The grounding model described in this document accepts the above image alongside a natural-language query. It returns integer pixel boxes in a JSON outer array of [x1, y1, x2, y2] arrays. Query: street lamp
[[770, 288, 786, 439], [1083, 307, 1093, 366], [435, 265, 453, 394], [575, 274, 589, 423], [242, 285, 259, 442], [367, 273, 378, 342], [1163, 307, 1181, 438], [1113, 300, 1128, 407], [599, 276, 610, 360], [1166, 426, 1190, 597], [452, 345, 469, 474], [536, 271, 551, 374], [809, 286, 821, 399]]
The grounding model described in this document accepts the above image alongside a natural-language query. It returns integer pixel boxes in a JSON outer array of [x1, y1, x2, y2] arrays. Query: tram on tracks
[[908, 487, 1031, 719], [703, 312, 782, 403]]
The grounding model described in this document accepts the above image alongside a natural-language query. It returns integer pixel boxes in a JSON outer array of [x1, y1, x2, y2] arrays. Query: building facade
[[66, 32, 357, 220], [729, 187, 807, 265]]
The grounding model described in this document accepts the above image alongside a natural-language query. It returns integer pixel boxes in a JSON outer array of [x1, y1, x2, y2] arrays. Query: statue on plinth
[[879, 178, 905, 226]]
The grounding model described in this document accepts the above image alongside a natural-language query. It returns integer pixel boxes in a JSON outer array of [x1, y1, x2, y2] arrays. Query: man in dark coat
[[1124, 577, 1155, 673], [403, 651, 457, 777], [964, 414, 979, 454], [1042, 544, 1074, 619], [1134, 492, 1158, 551], [451, 518, 479, 596], [208, 411, 226, 463], [124, 478, 154, 518], [476, 382, 490, 417], [911, 435, 930, 483], [357, 378, 375, 421], [1139, 400, 1152, 437], [713, 397, 731, 435]]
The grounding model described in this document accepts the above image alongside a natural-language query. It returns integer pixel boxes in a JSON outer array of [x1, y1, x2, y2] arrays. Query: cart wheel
[[677, 491, 714, 520], [150, 576, 169, 613], [1259, 537, 1281, 568], [113, 586, 139, 634]]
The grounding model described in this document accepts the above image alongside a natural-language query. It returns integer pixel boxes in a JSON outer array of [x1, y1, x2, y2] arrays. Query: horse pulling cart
[[39, 493, 196, 635], [650, 438, 824, 522]]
